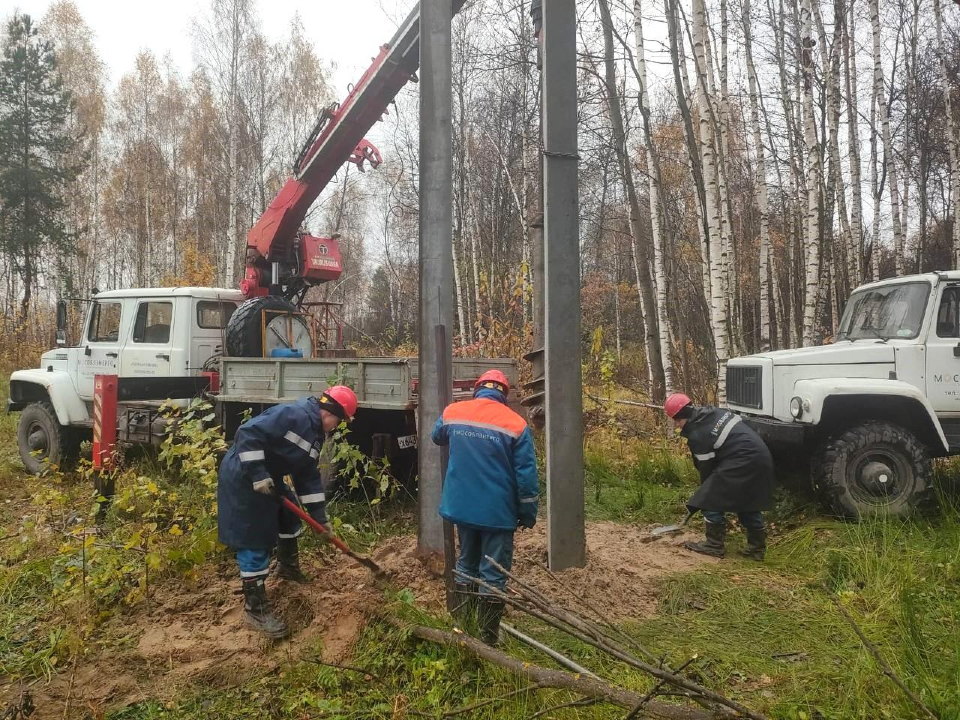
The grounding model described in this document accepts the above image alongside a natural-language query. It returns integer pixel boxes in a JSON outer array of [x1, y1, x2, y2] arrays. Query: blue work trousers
[[702, 510, 764, 531], [455, 526, 515, 593]]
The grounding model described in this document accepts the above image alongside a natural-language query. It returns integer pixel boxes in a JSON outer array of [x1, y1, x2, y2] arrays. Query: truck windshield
[[837, 282, 929, 341]]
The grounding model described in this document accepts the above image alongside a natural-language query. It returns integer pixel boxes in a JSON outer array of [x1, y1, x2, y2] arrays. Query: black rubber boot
[[684, 521, 726, 558], [452, 582, 478, 626], [275, 537, 310, 583], [242, 578, 289, 640], [478, 597, 505, 646], [739, 527, 767, 561]]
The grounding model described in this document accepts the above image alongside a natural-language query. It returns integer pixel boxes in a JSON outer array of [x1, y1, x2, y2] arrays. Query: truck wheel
[[812, 422, 932, 519], [17, 401, 80, 475], [226, 295, 312, 357]]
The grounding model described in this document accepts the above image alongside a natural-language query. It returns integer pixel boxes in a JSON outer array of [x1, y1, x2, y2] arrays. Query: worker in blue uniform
[[217, 385, 358, 639]]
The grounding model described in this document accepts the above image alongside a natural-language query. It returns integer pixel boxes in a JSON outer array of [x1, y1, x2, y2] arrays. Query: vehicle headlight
[[790, 396, 803, 419]]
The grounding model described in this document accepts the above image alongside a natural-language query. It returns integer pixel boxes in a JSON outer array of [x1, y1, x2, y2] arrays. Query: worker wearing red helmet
[[217, 385, 358, 639], [432, 369, 539, 645], [664, 393, 774, 561]]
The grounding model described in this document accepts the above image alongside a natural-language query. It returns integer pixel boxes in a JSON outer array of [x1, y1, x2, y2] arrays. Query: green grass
[[2, 384, 960, 718]]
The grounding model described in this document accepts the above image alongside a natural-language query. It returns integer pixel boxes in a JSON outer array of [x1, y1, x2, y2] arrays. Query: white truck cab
[[727, 271, 960, 518], [9, 287, 242, 473]]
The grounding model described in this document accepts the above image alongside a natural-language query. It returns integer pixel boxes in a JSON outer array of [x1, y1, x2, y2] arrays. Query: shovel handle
[[280, 495, 353, 556]]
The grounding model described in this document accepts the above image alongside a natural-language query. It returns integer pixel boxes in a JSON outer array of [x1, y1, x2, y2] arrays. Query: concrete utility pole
[[542, 0, 585, 570], [417, 0, 454, 556]]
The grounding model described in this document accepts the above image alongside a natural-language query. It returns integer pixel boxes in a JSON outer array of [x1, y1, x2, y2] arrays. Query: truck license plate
[[397, 434, 418, 449]]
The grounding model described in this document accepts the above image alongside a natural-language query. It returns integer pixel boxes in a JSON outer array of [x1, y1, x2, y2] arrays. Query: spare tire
[[226, 295, 314, 358]]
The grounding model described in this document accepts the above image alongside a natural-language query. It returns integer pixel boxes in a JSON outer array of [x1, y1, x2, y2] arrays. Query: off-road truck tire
[[812, 421, 932, 519], [17, 401, 81, 475]]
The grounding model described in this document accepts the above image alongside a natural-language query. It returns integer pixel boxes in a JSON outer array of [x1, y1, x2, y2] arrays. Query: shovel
[[646, 509, 697, 540], [278, 491, 389, 580]]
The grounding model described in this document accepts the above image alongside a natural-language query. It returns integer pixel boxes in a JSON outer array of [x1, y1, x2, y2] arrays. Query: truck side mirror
[[56, 300, 68, 346]]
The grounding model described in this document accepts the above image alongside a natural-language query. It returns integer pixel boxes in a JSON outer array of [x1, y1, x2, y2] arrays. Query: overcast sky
[[5, 0, 417, 98]]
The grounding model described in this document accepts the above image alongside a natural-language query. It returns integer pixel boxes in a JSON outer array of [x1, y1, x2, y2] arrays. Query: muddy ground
[[14, 521, 715, 719]]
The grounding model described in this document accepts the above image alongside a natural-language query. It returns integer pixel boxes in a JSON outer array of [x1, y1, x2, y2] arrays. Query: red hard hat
[[321, 385, 358, 421], [475, 369, 510, 393], [664, 392, 692, 418]]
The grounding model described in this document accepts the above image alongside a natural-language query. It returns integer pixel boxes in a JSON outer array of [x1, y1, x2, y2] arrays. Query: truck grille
[[726, 366, 762, 409]]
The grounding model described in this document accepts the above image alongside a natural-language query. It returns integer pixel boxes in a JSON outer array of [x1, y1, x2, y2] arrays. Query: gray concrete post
[[417, 0, 453, 556], [542, 0, 585, 570]]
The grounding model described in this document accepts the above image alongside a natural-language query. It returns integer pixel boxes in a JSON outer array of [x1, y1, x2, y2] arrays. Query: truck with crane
[[8, 0, 515, 481]]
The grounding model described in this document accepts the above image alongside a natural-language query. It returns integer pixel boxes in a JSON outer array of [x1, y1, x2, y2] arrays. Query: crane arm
[[242, 0, 466, 299]]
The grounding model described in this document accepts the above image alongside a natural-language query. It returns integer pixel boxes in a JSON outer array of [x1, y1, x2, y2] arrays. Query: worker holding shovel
[[432, 370, 539, 645], [664, 393, 774, 561], [217, 385, 359, 639]]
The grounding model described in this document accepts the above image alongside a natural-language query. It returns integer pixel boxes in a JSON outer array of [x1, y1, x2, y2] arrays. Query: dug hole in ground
[[21, 521, 714, 717]]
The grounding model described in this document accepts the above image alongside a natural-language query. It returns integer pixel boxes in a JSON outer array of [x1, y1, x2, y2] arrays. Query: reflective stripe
[[713, 414, 741, 449], [278, 528, 304, 539], [519, 497, 538, 504], [444, 419, 521, 439], [240, 569, 270, 578], [239, 450, 265, 462], [284, 430, 320, 458], [694, 452, 716, 461], [299, 493, 325, 504]]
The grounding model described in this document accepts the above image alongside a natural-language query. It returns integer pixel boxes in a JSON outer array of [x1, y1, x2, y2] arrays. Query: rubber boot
[[477, 597, 505, 646], [242, 578, 290, 640], [452, 582, 478, 626], [275, 537, 310, 583], [739, 527, 766, 561], [684, 521, 726, 558]]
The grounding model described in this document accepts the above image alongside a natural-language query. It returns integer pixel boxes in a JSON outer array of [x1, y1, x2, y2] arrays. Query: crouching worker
[[218, 385, 358, 639], [432, 370, 539, 645], [664, 393, 774, 561]]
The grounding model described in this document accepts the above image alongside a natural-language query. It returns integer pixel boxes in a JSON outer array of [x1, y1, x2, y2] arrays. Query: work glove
[[518, 517, 536, 530], [252, 477, 276, 495]]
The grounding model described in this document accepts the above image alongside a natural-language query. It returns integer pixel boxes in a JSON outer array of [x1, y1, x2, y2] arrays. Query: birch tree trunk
[[934, 0, 960, 266], [743, 0, 772, 351], [870, 0, 904, 275], [634, 0, 674, 393], [800, 0, 822, 346], [842, 0, 864, 287], [597, 0, 666, 398], [693, 0, 729, 399]]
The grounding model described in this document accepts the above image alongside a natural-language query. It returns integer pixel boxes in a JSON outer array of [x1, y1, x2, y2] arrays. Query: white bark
[[800, 0, 821, 346], [693, 0, 729, 399], [870, 0, 904, 275], [635, 0, 674, 393], [934, 0, 960, 267], [843, 0, 864, 286], [743, 0, 771, 351]]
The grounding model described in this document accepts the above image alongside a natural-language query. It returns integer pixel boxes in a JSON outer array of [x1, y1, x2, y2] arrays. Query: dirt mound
[[14, 520, 713, 718], [512, 520, 717, 620]]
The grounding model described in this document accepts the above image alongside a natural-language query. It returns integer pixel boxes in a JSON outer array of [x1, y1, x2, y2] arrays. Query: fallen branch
[[529, 696, 598, 718], [304, 657, 383, 683], [440, 683, 542, 717], [828, 593, 939, 720], [625, 657, 699, 720], [404, 624, 721, 720], [477, 559, 767, 720], [501, 622, 598, 678]]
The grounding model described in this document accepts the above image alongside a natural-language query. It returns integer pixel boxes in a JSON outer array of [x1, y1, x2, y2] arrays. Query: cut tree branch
[[403, 623, 721, 720]]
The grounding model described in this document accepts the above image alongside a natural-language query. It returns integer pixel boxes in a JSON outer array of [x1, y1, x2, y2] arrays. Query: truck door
[[192, 299, 237, 372], [925, 283, 960, 414], [77, 300, 125, 400], [120, 300, 175, 379]]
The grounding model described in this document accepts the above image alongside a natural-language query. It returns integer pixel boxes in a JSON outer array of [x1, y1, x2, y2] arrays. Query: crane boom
[[241, 0, 466, 301]]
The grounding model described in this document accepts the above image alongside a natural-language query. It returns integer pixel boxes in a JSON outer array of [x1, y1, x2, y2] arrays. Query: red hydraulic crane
[[240, 0, 465, 305]]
